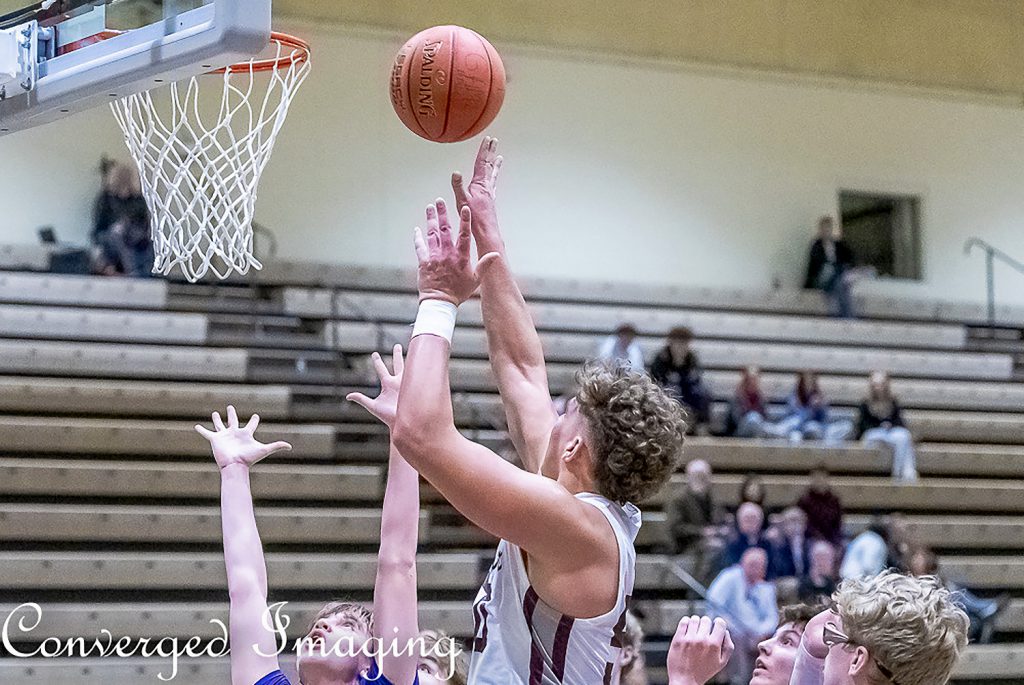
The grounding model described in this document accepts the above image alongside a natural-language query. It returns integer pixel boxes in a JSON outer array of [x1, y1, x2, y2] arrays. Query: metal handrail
[[963, 238, 1024, 328], [662, 558, 759, 636]]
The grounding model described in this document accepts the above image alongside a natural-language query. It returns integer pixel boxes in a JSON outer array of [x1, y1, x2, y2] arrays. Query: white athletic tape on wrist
[[412, 300, 458, 342]]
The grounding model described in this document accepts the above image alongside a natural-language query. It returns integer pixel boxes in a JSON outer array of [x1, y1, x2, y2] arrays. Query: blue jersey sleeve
[[254, 671, 291, 685]]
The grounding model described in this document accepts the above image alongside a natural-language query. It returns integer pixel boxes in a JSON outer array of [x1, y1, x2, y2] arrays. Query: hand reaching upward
[[414, 199, 499, 305], [195, 405, 292, 470], [452, 136, 504, 255], [346, 344, 404, 429]]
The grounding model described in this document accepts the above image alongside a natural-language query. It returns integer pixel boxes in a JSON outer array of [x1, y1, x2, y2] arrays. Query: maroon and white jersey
[[467, 493, 641, 684]]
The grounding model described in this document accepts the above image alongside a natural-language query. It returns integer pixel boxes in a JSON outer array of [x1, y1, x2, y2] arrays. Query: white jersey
[[467, 493, 642, 684]]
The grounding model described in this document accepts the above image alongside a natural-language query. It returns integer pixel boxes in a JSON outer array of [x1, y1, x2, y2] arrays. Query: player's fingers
[[457, 206, 473, 261], [451, 172, 469, 211], [477, 251, 502, 275], [435, 198, 453, 245], [263, 441, 292, 456], [698, 615, 713, 638], [194, 424, 215, 440], [392, 344, 404, 375], [212, 411, 225, 431], [488, 136, 498, 155], [673, 616, 692, 640], [710, 617, 728, 644], [685, 615, 700, 636], [226, 405, 239, 429], [414, 227, 429, 263], [490, 155, 503, 191], [722, 629, 736, 663], [425, 204, 441, 256], [244, 413, 260, 433], [370, 351, 389, 381], [346, 392, 373, 412], [474, 136, 492, 181]]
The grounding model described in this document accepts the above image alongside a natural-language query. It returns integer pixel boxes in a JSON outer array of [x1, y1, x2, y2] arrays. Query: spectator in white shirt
[[707, 547, 779, 684], [597, 323, 645, 372], [839, 522, 889, 580]]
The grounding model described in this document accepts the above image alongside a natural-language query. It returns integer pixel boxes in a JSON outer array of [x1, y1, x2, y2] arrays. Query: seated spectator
[[666, 459, 726, 583], [650, 326, 711, 434], [597, 323, 645, 372], [772, 506, 811, 580], [92, 161, 154, 277], [722, 502, 777, 579], [797, 541, 838, 604], [738, 473, 767, 509], [803, 215, 856, 319], [779, 371, 853, 444], [796, 465, 844, 547], [908, 546, 1008, 644], [857, 371, 918, 483], [707, 548, 778, 685], [839, 520, 889, 580], [729, 366, 787, 438]]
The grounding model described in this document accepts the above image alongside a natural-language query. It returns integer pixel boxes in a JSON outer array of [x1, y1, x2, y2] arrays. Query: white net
[[110, 35, 311, 281]]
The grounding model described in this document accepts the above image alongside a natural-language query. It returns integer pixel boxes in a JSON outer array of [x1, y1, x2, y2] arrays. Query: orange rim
[[213, 32, 310, 74]]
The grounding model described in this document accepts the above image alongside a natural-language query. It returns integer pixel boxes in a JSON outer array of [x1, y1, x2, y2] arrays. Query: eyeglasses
[[823, 622, 899, 685]]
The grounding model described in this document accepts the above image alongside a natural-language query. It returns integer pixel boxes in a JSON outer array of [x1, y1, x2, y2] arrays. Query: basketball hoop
[[110, 32, 311, 282]]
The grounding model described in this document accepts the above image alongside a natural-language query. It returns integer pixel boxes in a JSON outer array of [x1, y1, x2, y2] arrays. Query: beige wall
[[277, 0, 1024, 101], [0, 20, 1023, 306]]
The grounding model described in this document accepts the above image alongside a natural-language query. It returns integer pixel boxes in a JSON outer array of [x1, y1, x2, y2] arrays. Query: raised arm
[[391, 200, 601, 564], [452, 138, 557, 472], [347, 346, 420, 685], [195, 407, 292, 685]]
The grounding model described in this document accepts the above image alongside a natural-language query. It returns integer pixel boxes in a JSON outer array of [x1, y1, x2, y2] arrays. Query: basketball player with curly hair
[[384, 138, 687, 684]]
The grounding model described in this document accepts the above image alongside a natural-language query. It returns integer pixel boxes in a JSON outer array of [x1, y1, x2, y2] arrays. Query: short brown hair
[[305, 600, 373, 635], [779, 603, 823, 629], [417, 630, 467, 684], [576, 361, 686, 504], [667, 326, 694, 343]]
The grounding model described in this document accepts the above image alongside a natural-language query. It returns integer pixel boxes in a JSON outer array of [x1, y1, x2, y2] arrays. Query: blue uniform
[[254, 659, 417, 685]]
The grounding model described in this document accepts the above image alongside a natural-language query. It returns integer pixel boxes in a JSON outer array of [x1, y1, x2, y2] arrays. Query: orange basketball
[[389, 25, 506, 143]]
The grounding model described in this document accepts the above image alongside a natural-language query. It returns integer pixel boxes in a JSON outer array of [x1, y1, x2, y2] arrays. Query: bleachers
[[1, 268, 1022, 682]]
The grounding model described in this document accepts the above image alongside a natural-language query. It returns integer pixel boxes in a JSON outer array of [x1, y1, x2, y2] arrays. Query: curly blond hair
[[835, 571, 969, 685], [576, 361, 686, 504]]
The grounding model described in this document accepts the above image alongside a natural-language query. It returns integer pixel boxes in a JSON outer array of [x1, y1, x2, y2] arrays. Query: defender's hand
[[195, 406, 291, 470], [346, 344, 404, 429], [667, 616, 735, 685]]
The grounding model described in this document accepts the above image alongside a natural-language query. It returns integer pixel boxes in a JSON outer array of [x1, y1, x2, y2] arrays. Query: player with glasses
[[788, 570, 969, 685]]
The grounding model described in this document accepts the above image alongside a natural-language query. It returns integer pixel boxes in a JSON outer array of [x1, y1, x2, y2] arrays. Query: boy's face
[[751, 621, 806, 685]]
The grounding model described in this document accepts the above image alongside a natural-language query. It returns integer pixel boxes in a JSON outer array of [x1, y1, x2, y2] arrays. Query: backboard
[[0, 0, 270, 135]]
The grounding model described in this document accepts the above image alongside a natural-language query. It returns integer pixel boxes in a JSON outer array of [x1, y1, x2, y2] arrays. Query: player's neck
[[557, 468, 595, 496]]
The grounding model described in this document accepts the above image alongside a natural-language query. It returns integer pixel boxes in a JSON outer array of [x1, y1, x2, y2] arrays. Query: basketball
[[389, 25, 506, 143]]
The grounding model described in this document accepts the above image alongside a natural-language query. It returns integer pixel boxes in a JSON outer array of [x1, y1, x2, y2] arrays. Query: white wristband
[[412, 300, 458, 342]]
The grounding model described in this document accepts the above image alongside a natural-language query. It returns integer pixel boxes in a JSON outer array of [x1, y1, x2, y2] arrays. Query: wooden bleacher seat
[[284, 288, 968, 349], [0, 503, 416, 544], [0, 304, 207, 344], [0, 459, 378, 500], [329, 321, 1014, 380], [0, 339, 247, 380], [0, 417, 334, 457], [0, 377, 290, 418], [0, 271, 168, 308]]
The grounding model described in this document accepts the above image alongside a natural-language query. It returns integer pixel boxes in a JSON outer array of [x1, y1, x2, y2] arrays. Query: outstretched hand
[[452, 136, 503, 255], [346, 344, 404, 429], [414, 199, 499, 305], [195, 405, 292, 470], [666, 616, 735, 685]]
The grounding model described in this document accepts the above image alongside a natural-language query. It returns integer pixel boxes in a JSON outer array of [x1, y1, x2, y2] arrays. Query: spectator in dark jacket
[[857, 371, 918, 483], [797, 465, 844, 547], [92, 161, 154, 277], [798, 540, 838, 604], [665, 459, 725, 583], [650, 326, 711, 434], [804, 215, 857, 318], [772, 506, 812, 580], [730, 366, 787, 438], [722, 502, 778, 579]]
